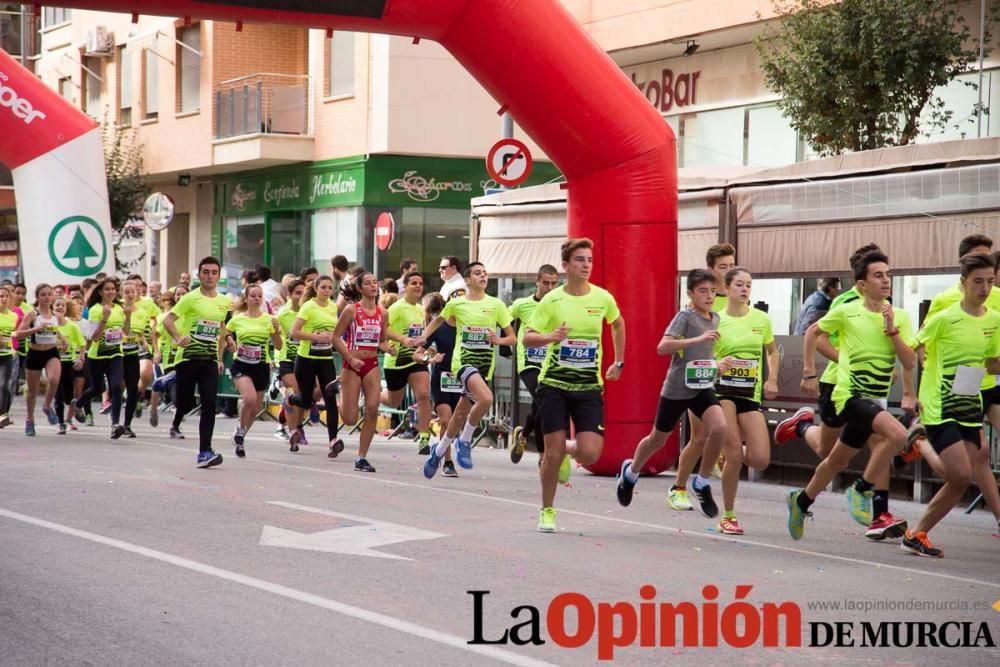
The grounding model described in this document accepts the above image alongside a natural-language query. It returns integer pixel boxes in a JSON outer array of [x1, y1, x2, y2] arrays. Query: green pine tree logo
[[62, 224, 100, 271]]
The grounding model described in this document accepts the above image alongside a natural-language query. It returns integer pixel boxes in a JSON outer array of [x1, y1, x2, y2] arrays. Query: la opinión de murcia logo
[[0, 71, 47, 125], [388, 170, 472, 202]]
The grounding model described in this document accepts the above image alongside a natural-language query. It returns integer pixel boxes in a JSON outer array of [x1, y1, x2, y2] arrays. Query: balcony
[[212, 73, 314, 169]]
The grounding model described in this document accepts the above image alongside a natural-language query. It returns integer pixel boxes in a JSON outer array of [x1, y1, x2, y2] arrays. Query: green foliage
[[754, 0, 994, 156], [102, 118, 150, 272]]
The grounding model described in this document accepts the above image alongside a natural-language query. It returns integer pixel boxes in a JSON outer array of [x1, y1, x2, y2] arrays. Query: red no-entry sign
[[375, 212, 395, 251], [486, 138, 533, 187]]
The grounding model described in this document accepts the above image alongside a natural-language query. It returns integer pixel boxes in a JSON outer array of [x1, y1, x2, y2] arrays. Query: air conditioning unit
[[84, 26, 114, 56]]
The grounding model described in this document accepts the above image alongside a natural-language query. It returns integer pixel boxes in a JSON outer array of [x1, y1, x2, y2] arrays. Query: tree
[[754, 0, 994, 156], [102, 118, 151, 273]]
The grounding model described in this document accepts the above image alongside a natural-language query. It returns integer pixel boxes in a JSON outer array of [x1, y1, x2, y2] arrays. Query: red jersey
[[348, 304, 382, 351]]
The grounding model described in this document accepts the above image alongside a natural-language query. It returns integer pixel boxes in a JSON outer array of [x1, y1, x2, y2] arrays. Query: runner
[[421, 261, 516, 477], [150, 290, 178, 425], [130, 275, 161, 421], [382, 271, 433, 455], [903, 252, 1000, 557], [787, 249, 916, 541], [15, 284, 67, 435], [616, 268, 725, 518], [9, 283, 31, 403], [691, 267, 779, 534], [74, 277, 128, 439], [163, 256, 232, 468], [225, 283, 283, 458], [119, 282, 143, 438], [53, 297, 85, 434], [0, 285, 15, 428], [508, 264, 560, 464], [288, 275, 343, 457], [670, 243, 737, 510], [417, 292, 459, 477], [274, 278, 306, 443], [333, 272, 393, 473]]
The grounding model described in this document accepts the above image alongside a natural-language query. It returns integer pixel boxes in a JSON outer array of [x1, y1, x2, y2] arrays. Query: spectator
[[793, 277, 840, 335], [148, 281, 162, 300], [331, 255, 349, 282], [382, 277, 399, 294], [256, 264, 280, 304], [439, 255, 468, 301], [396, 258, 418, 293], [54, 285, 65, 298], [299, 266, 319, 286], [178, 271, 191, 290]]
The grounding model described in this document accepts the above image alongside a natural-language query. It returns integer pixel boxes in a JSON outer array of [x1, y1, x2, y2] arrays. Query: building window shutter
[[328, 31, 355, 97], [144, 49, 158, 117], [179, 25, 201, 112]]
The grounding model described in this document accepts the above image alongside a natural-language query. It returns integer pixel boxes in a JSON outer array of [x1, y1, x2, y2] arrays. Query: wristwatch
[[614, 361, 625, 369]]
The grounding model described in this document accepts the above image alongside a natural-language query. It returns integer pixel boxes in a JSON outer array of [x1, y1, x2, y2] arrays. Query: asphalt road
[[1, 406, 999, 666]]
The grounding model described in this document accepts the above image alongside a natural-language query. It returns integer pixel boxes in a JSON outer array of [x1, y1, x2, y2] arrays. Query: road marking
[[0, 507, 553, 667], [134, 438, 1000, 590], [261, 501, 446, 560]]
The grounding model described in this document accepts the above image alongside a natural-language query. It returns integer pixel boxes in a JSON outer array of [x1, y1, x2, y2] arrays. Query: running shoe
[[774, 407, 815, 445], [169, 427, 185, 440], [898, 421, 926, 464], [85, 413, 94, 426], [0, 414, 11, 429], [57, 422, 67, 435], [71, 400, 86, 424], [455, 438, 474, 470], [866, 512, 907, 541], [786, 490, 811, 540], [327, 439, 345, 459], [149, 406, 159, 428], [233, 426, 246, 457], [690, 480, 719, 518], [325, 378, 341, 395], [123, 426, 136, 439], [423, 448, 442, 479], [442, 461, 458, 477], [269, 376, 282, 401], [68, 423, 78, 431], [42, 404, 58, 425], [616, 458, 636, 507], [111, 424, 125, 440], [402, 427, 419, 440], [667, 486, 693, 511], [417, 433, 431, 456], [711, 457, 724, 480], [197, 450, 223, 469], [510, 425, 526, 464], [135, 402, 143, 418], [901, 530, 943, 558], [274, 426, 290, 440], [309, 405, 321, 425], [537, 507, 557, 533], [558, 454, 573, 484], [846, 485, 874, 526], [25, 421, 35, 437], [718, 516, 744, 535], [354, 457, 376, 473], [99, 400, 112, 415], [289, 428, 308, 449]]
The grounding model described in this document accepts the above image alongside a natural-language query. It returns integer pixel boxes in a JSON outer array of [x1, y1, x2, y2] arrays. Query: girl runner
[[0, 285, 16, 429], [53, 297, 86, 434], [333, 272, 393, 473], [274, 278, 306, 444], [120, 282, 143, 438], [224, 284, 283, 458], [14, 284, 66, 435], [416, 293, 459, 477], [75, 277, 129, 440], [288, 275, 343, 456], [150, 290, 178, 425]]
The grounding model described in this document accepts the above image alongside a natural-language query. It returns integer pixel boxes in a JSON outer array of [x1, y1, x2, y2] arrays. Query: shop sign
[[629, 68, 701, 113], [386, 170, 474, 203], [221, 166, 365, 215]]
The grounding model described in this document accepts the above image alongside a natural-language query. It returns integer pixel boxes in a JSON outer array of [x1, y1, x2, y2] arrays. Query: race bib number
[[440, 372, 463, 394], [407, 324, 424, 338], [353, 324, 381, 348], [718, 358, 758, 388], [685, 359, 718, 390], [122, 333, 141, 351], [236, 344, 263, 364], [952, 365, 986, 396], [311, 330, 333, 351], [558, 338, 598, 368], [526, 345, 548, 364], [102, 327, 122, 346], [192, 319, 220, 343], [461, 326, 492, 350]]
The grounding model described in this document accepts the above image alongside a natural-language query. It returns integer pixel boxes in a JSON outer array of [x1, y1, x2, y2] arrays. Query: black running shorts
[[924, 421, 982, 454], [537, 385, 604, 436], [655, 390, 720, 433], [838, 397, 885, 448], [817, 381, 846, 428]]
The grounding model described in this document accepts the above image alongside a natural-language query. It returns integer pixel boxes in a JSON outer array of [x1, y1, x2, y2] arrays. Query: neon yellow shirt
[[276, 304, 301, 363], [384, 299, 425, 370], [227, 312, 276, 365], [87, 303, 126, 359], [508, 295, 547, 374], [295, 299, 339, 359], [441, 295, 512, 381], [0, 311, 16, 357], [170, 290, 231, 363], [715, 307, 774, 404]]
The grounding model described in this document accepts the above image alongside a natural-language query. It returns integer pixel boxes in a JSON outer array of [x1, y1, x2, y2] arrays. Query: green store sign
[[217, 155, 562, 216]]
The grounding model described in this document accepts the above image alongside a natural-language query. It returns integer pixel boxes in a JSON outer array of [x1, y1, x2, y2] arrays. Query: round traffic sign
[[486, 138, 533, 187], [375, 211, 395, 251]]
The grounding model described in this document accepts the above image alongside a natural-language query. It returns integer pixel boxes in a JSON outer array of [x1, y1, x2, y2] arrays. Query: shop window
[[372, 207, 470, 292], [312, 207, 359, 271], [326, 31, 355, 98], [270, 210, 314, 278], [118, 44, 132, 126], [222, 215, 266, 289], [177, 24, 201, 113], [680, 107, 744, 168], [920, 71, 990, 143], [143, 48, 158, 119], [82, 55, 101, 119], [746, 104, 798, 168], [58, 76, 74, 104]]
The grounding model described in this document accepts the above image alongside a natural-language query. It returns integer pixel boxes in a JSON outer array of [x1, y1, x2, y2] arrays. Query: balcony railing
[[214, 73, 311, 140]]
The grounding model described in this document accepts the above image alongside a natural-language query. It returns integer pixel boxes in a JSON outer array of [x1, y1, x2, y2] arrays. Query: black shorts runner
[[278, 360, 295, 379], [384, 364, 428, 392], [655, 389, 719, 433], [817, 381, 845, 428], [838, 397, 885, 448], [718, 395, 759, 415], [26, 347, 60, 371], [537, 385, 604, 435], [924, 421, 982, 454], [430, 369, 462, 410], [230, 360, 270, 392], [980, 386, 1000, 417]]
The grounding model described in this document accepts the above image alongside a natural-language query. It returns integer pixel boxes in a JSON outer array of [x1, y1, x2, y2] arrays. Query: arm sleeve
[[815, 306, 843, 336], [604, 293, 621, 324], [896, 310, 918, 348], [915, 313, 940, 348], [664, 310, 689, 339], [528, 300, 554, 334], [496, 301, 512, 328], [762, 312, 775, 345]]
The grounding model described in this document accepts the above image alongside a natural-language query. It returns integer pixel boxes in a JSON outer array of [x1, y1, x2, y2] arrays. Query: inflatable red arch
[[0, 0, 678, 474]]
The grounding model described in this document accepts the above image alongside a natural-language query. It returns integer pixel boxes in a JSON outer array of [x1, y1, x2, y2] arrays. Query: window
[[143, 48, 158, 119], [326, 31, 355, 98], [82, 56, 101, 119], [177, 25, 201, 113], [0, 7, 22, 58], [746, 104, 798, 168], [58, 77, 74, 104], [680, 107, 744, 168], [42, 7, 70, 28], [118, 44, 132, 126], [0, 163, 12, 188]]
